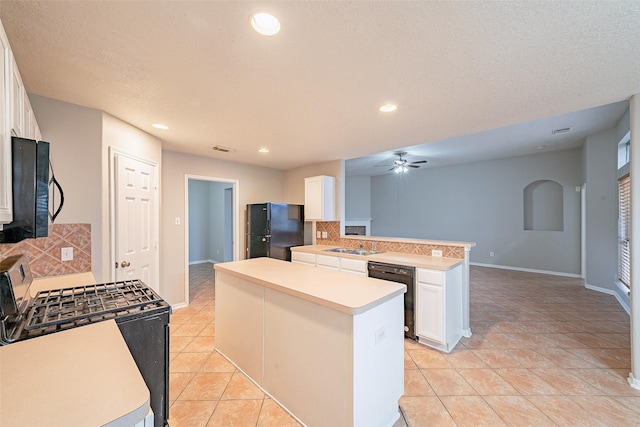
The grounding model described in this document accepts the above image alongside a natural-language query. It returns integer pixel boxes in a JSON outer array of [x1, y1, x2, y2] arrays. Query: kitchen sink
[[323, 248, 384, 256]]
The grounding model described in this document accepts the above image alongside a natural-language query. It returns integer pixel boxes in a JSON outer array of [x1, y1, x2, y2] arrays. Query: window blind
[[618, 174, 631, 289]]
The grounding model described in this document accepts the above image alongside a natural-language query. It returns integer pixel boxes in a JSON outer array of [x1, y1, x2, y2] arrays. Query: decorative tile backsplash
[[0, 224, 91, 278], [315, 221, 465, 259]]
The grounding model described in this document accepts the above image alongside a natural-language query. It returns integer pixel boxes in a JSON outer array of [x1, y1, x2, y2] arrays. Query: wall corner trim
[[585, 282, 630, 315]]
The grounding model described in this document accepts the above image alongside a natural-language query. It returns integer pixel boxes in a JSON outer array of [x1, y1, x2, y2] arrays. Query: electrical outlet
[[431, 249, 442, 257], [322, 231, 328, 238], [316, 231, 322, 238], [61, 247, 73, 261], [375, 327, 386, 344], [174, 217, 181, 225], [490, 251, 495, 257]]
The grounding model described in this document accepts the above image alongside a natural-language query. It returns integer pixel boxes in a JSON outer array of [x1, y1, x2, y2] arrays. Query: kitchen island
[[0, 320, 151, 427], [214, 257, 406, 427]]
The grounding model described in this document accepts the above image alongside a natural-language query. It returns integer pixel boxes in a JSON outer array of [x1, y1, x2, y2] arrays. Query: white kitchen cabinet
[[415, 265, 463, 353], [339, 257, 367, 276], [9, 50, 24, 138], [0, 23, 11, 224], [304, 175, 335, 221], [291, 251, 315, 267], [316, 254, 339, 271]]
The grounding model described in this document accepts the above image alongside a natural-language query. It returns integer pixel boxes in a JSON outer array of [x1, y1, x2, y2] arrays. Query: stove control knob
[[120, 261, 131, 268]]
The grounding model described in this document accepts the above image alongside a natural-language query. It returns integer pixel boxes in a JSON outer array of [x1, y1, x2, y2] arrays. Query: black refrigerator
[[246, 203, 304, 261]]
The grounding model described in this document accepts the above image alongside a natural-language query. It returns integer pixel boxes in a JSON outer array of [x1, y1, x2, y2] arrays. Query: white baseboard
[[585, 282, 631, 315], [470, 262, 582, 278], [171, 301, 188, 311], [628, 373, 640, 391]]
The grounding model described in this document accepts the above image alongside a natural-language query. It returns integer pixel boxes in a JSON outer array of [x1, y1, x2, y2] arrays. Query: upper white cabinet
[[0, 23, 11, 223], [304, 175, 335, 221], [0, 19, 41, 225]]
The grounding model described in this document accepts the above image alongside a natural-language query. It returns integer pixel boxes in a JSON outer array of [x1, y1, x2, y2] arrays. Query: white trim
[[628, 373, 640, 391], [171, 302, 188, 311], [184, 174, 240, 305], [470, 262, 582, 278], [585, 282, 631, 315]]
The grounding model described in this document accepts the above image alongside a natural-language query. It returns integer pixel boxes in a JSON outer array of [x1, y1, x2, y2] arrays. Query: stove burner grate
[[24, 279, 163, 331]]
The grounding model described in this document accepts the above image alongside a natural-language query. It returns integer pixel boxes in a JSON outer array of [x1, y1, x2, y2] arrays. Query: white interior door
[[114, 153, 158, 290]]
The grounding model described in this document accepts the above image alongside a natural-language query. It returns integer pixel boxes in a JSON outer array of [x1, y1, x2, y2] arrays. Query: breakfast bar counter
[[214, 257, 406, 427]]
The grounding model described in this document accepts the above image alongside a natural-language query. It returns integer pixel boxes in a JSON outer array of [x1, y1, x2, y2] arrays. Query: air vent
[[212, 145, 236, 153], [552, 127, 572, 135]]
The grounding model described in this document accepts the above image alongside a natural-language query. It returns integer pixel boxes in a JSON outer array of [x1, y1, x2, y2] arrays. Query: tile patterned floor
[[169, 263, 640, 426]]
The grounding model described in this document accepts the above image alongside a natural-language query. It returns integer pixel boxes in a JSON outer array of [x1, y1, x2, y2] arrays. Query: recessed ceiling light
[[536, 145, 545, 150], [258, 148, 270, 153], [250, 13, 280, 36], [379, 103, 397, 113], [152, 123, 169, 130]]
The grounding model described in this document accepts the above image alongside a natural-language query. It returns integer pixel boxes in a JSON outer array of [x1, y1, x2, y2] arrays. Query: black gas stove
[[0, 254, 171, 427]]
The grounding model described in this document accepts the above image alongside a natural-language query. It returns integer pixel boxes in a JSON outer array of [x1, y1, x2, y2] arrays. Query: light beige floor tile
[[169, 400, 217, 427], [444, 348, 488, 368], [420, 368, 476, 396], [171, 352, 210, 373], [201, 351, 237, 373], [526, 395, 605, 426], [183, 336, 216, 353], [173, 323, 208, 337], [170, 372, 196, 401], [532, 368, 601, 395], [440, 395, 507, 426], [221, 371, 265, 400], [494, 368, 558, 395], [257, 398, 302, 427], [570, 395, 640, 425], [470, 349, 522, 368], [484, 395, 555, 426], [171, 335, 196, 353], [407, 349, 452, 369], [503, 348, 556, 368], [399, 396, 456, 427], [458, 368, 519, 395], [179, 372, 233, 401], [206, 399, 262, 427], [403, 369, 435, 396]]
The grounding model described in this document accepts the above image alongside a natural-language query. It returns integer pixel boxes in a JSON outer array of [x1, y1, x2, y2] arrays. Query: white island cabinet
[[416, 265, 463, 352], [214, 257, 406, 427]]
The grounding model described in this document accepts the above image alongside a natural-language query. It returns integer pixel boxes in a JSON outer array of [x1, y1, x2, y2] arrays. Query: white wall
[[369, 148, 583, 275], [161, 150, 285, 305]]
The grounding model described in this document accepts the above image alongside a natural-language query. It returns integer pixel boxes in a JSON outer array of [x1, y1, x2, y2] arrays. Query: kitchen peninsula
[[214, 257, 406, 427]]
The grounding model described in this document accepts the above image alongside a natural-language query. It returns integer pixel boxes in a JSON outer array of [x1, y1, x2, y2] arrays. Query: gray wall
[[345, 175, 371, 219], [188, 180, 231, 264], [369, 148, 583, 275]]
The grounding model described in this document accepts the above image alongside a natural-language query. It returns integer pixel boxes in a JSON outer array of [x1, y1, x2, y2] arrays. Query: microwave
[[0, 137, 51, 243]]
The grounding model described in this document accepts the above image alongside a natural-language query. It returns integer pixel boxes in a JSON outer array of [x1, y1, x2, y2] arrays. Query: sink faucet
[[358, 241, 364, 249]]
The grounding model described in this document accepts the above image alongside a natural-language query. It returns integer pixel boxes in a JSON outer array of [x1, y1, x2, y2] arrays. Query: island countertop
[[292, 244, 465, 270], [214, 257, 406, 315], [0, 320, 150, 427]]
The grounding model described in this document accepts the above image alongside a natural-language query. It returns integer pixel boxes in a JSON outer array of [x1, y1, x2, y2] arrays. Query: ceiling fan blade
[[410, 160, 427, 164], [408, 164, 421, 168]]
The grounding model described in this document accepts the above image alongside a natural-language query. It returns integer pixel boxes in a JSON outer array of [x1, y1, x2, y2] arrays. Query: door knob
[[120, 261, 131, 268]]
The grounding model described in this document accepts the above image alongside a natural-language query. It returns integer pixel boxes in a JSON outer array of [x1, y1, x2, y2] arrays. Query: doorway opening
[[184, 175, 239, 304]]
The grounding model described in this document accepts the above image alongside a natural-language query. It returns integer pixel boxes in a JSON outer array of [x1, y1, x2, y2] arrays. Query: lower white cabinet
[[415, 265, 463, 353], [291, 251, 315, 267], [291, 251, 367, 276], [316, 254, 339, 271]]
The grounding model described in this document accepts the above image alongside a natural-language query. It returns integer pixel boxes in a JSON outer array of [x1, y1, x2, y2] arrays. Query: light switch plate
[[322, 231, 328, 238], [316, 231, 322, 238], [431, 249, 443, 257]]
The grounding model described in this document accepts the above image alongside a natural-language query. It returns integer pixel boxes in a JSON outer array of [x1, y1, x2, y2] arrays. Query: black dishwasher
[[367, 261, 416, 340]]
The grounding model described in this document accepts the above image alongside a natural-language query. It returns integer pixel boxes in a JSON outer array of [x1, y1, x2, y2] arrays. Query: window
[[618, 174, 631, 290]]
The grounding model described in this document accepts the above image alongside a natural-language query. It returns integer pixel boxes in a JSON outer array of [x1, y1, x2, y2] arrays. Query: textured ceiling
[[1, 1, 639, 172]]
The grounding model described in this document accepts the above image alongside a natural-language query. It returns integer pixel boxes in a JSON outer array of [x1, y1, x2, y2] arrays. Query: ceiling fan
[[376, 152, 427, 173]]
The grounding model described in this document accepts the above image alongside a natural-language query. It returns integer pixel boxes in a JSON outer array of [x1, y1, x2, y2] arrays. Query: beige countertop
[[214, 257, 406, 315], [30, 272, 97, 297], [292, 244, 465, 271], [340, 235, 476, 248], [0, 320, 150, 427]]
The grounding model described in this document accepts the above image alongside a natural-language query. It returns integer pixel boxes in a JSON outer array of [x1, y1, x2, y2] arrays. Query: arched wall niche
[[523, 180, 563, 231]]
